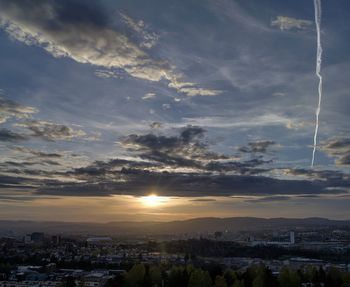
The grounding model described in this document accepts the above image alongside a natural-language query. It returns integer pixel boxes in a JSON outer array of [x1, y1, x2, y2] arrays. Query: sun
[[141, 194, 167, 207]]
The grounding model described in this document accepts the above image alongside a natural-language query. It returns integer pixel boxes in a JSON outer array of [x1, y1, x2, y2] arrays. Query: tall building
[[31, 232, 44, 243], [290, 231, 295, 244], [24, 234, 32, 244]]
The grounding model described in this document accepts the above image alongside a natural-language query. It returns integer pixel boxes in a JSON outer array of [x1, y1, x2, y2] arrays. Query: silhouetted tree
[[188, 269, 212, 287], [125, 264, 146, 287], [214, 275, 227, 287]]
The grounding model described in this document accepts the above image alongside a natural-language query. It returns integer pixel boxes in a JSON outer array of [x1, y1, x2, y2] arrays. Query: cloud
[[119, 12, 158, 49], [142, 92, 156, 100], [35, 170, 347, 198], [15, 120, 87, 141], [272, 92, 286, 97], [119, 127, 274, 176], [322, 138, 350, 166], [271, 16, 312, 31], [178, 87, 222, 97], [284, 168, 346, 182], [245, 195, 291, 203], [0, 0, 148, 74], [150, 122, 162, 129], [14, 146, 62, 158], [182, 114, 303, 130], [0, 128, 27, 142], [1, 128, 350, 199], [168, 81, 222, 97], [0, 146, 90, 181], [162, 103, 171, 110], [0, 0, 220, 97], [189, 198, 217, 202], [0, 98, 96, 143], [337, 155, 350, 165], [0, 97, 37, 124], [121, 126, 228, 169], [239, 140, 275, 153], [94, 69, 123, 79]]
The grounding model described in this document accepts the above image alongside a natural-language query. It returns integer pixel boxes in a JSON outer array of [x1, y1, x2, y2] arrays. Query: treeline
[[104, 263, 350, 287], [143, 239, 350, 262]]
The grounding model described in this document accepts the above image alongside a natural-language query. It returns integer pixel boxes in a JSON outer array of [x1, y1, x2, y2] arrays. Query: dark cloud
[[337, 154, 350, 165], [120, 126, 268, 174], [239, 140, 275, 153], [35, 171, 343, 198], [296, 194, 322, 198], [0, 97, 88, 142], [0, 0, 107, 29], [122, 126, 227, 169], [53, 0, 107, 26], [325, 138, 350, 150], [1, 126, 349, 200], [0, 127, 300, 198], [0, 128, 27, 142], [0, 174, 41, 189], [14, 146, 62, 158], [67, 158, 156, 179], [0, 97, 37, 124], [205, 159, 269, 175], [150, 122, 162, 129], [286, 168, 346, 181], [323, 138, 350, 166], [0, 97, 92, 142], [0, 160, 61, 169], [1, 154, 349, 200], [16, 120, 86, 141], [189, 198, 217, 202], [245, 195, 291, 203]]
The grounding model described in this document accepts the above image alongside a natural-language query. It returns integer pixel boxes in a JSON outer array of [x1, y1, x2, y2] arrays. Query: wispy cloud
[[0, 97, 37, 124], [119, 12, 158, 49], [15, 120, 88, 141], [239, 140, 276, 154], [94, 69, 124, 79], [142, 92, 156, 100], [271, 16, 312, 31]]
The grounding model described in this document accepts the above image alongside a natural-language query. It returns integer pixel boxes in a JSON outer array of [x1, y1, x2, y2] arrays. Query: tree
[[214, 275, 227, 287], [223, 269, 238, 287], [278, 267, 300, 287], [63, 276, 76, 287], [78, 278, 85, 287], [188, 269, 212, 287], [125, 264, 146, 287], [149, 266, 162, 287], [251, 265, 276, 287], [325, 267, 342, 287], [231, 280, 244, 287], [167, 266, 188, 287]]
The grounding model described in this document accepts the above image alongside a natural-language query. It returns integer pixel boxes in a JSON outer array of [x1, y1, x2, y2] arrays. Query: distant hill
[[1, 217, 350, 236]]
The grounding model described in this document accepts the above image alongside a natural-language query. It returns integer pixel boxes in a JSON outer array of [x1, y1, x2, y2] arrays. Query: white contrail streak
[[311, 0, 323, 167]]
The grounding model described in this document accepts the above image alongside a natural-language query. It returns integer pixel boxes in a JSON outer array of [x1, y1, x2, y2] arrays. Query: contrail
[[311, 0, 323, 167]]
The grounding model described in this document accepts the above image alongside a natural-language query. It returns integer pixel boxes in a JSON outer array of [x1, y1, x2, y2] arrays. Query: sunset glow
[[141, 194, 168, 207]]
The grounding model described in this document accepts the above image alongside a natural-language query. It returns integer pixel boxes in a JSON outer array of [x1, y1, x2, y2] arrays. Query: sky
[[1, 0, 350, 222]]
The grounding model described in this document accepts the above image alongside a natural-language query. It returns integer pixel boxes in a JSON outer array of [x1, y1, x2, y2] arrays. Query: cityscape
[[1, 218, 350, 286]]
